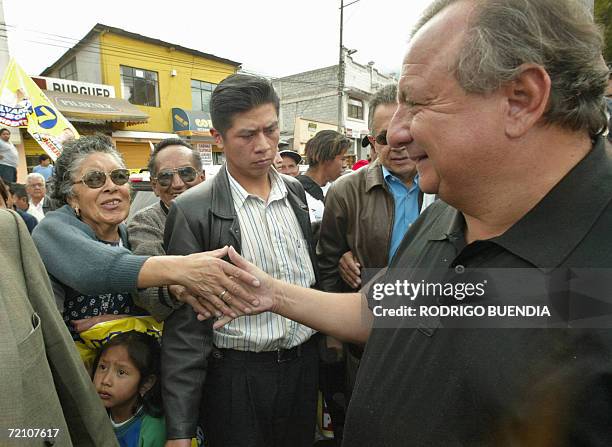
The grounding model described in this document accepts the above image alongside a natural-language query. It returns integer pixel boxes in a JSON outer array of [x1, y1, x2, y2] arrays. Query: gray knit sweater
[[127, 201, 175, 320], [32, 204, 149, 296]]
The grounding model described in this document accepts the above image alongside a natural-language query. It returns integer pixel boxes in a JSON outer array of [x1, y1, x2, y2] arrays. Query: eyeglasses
[[374, 130, 387, 146], [367, 130, 388, 147], [153, 166, 198, 187], [74, 169, 130, 189]]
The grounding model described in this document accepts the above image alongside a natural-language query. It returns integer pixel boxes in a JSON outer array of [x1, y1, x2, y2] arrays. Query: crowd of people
[[2, 0, 612, 446]]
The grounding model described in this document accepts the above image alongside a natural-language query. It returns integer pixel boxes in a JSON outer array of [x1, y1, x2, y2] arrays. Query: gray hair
[[368, 84, 398, 132], [414, 0, 609, 137], [53, 134, 125, 205], [26, 172, 46, 186]]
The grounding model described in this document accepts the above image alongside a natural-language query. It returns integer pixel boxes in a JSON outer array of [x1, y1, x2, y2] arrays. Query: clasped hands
[[169, 246, 275, 329]]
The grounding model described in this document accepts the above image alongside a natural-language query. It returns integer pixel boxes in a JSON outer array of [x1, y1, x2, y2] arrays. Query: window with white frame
[[120, 66, 160, 107], [347, 97, 364, 120], [191, 79, 216, 112]]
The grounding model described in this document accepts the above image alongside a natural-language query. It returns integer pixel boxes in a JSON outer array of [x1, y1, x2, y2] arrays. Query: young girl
[[93, 331, 166, 447]]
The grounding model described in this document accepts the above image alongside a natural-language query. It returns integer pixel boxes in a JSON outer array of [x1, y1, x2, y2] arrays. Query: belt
[[212, 337, 315, 364]]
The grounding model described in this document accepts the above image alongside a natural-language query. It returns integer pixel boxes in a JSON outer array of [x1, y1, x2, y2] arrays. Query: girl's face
[[93, 345, 141, 421]]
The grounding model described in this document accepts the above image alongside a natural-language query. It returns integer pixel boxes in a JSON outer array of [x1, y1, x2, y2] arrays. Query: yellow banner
[[0, 58, 79, 160]]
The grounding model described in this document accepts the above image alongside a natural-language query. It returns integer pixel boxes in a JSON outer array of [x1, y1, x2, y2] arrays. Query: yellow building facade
[[38, 24, 240, 170], [99, 31, 236, 134]]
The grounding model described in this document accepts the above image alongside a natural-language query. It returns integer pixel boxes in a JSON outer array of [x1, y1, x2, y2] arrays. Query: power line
[[3, 35, 236, 77], [0, 23, 239, 76], [0, 23, 342, 87]]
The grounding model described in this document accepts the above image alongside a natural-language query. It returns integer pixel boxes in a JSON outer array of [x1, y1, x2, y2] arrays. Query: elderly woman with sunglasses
[[32, 135, 257, 340], [127, 138, 205, 320]]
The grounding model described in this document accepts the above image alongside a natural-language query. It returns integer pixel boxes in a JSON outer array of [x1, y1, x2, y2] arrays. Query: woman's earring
[[74, 206, 80, 217]]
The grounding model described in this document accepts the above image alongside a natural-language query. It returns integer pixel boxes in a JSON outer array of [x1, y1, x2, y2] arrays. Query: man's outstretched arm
[[273, 279, 372, 344], [212, 247, 373, 344]]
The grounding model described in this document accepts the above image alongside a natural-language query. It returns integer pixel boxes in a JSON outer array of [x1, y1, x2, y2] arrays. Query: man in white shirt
[[0, 128, 19, 183], [162, 74, 320, 447], [26, 173, 48, 222], [296, 130, 351, 224]]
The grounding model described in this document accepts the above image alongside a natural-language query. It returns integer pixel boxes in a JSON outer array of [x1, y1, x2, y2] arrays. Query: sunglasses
[[373, 130, 387, 146], [153, 166, 198, 187], [74, 169, 130, 189]]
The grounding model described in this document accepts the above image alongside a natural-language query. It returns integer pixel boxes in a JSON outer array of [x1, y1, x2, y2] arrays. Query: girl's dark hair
[[92, 331, 163, 417]]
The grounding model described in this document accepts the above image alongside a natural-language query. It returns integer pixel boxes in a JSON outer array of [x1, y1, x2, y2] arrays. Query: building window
[[191, 80, 216, 112], [120, 66, 160, 107], [347, 97, 364, 120], [59, 59, 77, 80]]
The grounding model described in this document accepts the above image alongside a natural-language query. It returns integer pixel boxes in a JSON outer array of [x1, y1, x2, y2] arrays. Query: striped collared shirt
[[214, 168, 316, 351]]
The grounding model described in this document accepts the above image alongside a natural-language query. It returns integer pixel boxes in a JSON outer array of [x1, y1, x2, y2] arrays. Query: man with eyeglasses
[[127, 138, 205, 320], [316, 85, 435, 436], [319, 84, 435, 293]]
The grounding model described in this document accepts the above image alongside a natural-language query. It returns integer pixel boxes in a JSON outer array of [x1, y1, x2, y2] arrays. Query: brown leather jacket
[[317, 159, 424, 292]]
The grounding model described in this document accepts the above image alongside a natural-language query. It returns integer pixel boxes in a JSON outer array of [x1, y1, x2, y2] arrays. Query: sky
[[2, 0, 433, 79]]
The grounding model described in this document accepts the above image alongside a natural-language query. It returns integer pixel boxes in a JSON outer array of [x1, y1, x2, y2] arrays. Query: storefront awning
[[44, 90, 149, 124]]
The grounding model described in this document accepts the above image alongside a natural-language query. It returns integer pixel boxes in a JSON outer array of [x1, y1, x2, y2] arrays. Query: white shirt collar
[[226, 166, 288, 210]]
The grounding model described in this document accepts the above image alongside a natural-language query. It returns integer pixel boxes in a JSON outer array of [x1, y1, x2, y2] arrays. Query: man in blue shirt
[[318, 84, 435, 293], [32, 154, 54, 182], [316, 84, 435, 442], [381, 166, 421, 261]]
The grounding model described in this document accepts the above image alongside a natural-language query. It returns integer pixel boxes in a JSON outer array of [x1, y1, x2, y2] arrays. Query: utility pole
[[0, 0, 10, 79], [337, 0, 360, 133], [337, 0, 344, 132]]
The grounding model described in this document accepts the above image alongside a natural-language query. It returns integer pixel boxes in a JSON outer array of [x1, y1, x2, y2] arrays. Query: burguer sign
[[32, 76, 116, 98]]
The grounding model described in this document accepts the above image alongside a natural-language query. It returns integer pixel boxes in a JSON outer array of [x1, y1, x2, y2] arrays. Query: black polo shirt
[[343, 138, 612, 446]]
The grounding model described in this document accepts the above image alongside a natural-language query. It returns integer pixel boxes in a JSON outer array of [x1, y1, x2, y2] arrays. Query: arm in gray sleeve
[[32, 208, 148, 295], [127, 206, 173, 321]]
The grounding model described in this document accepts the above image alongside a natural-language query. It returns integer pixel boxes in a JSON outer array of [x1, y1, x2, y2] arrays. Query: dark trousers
[[201, 337, 319, 447], [0, 164, 16, 183]]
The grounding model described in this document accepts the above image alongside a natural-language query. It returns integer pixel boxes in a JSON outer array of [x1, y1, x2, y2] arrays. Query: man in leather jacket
[[315, 85, 435, 438], [161, 74, 320, 447], [318, 84, 435, 293]]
